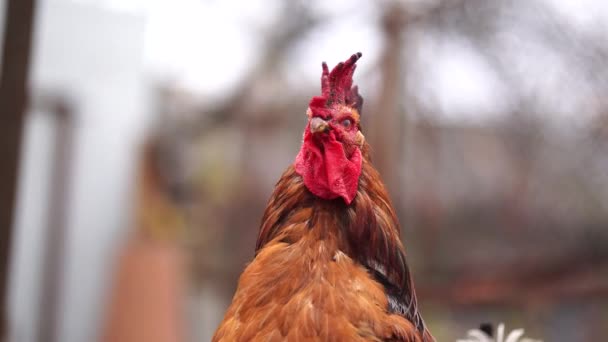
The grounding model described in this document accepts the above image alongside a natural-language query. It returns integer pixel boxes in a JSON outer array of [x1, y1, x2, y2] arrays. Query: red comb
[[309, 52, 363, 118]]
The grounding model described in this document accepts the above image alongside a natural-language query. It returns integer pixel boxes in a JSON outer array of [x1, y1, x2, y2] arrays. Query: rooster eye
[[341, 119, 352, 128]]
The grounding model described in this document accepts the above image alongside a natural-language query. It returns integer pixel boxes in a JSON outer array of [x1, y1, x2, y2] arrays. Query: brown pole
[[36, 99, 73, 342], [0, 0, 37, 339], [368, 4, 406, 205]]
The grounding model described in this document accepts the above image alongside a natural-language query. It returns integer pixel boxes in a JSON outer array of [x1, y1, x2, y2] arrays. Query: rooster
[[213, 53, 434, 341]]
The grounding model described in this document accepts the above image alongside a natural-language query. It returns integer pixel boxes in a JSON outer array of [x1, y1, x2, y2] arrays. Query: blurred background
[[1, 0, 608, 341]]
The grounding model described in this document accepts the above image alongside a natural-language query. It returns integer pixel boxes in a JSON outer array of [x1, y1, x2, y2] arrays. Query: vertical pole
[[0, 0, 37, 338], [368, 5, 406, 207], [37, 99, 73, 342]]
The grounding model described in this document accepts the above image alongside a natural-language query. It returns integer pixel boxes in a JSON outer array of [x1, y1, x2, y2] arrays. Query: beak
[[355, 131, 365, 148], [310, 117, 330, 134]]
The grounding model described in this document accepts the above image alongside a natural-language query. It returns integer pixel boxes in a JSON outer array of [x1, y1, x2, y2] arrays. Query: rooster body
[[213, 53, 433, 341]]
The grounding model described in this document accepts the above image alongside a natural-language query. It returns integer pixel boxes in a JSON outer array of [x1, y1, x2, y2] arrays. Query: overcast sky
[[68, 0, 608, 123]]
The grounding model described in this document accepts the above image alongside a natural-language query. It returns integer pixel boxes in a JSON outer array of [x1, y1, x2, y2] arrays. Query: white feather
[[504, 328, 524, 342]]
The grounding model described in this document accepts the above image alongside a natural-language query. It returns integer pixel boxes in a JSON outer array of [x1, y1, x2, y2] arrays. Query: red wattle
[[294, 126, 362, 204]]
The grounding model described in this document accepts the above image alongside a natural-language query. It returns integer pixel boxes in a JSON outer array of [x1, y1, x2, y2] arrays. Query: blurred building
[[7, 1, 148, 341]]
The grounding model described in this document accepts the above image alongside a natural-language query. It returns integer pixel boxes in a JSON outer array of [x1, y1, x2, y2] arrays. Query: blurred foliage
[[147, 0, 608, 340]]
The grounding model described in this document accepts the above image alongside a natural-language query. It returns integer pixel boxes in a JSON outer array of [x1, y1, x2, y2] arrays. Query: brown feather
[[213, 142, 433, 341]]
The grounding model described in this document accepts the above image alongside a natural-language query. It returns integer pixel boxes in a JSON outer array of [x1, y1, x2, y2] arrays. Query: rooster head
[[295, 52, 365, 204]]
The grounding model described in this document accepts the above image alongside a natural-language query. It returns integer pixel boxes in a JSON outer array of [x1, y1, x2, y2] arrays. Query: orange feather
[[213, 156, 434, 341]]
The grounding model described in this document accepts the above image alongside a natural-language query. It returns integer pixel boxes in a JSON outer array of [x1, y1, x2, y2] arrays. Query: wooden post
[[0, 0, 37, 338], [36, 98, 73, 342], [368, 5, 406, 207]]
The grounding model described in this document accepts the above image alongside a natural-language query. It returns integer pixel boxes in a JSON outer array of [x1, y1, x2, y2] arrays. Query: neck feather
[[256, 151, 427, 334]]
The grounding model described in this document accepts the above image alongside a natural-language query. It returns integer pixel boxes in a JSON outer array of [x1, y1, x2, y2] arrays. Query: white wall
[[8, 1, 148, 341]]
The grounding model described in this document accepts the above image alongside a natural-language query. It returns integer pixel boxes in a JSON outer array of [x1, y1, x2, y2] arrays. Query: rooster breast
[[212, 218, 421, 342]]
